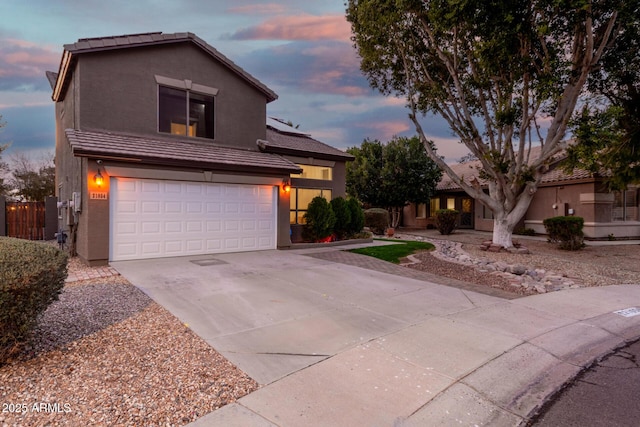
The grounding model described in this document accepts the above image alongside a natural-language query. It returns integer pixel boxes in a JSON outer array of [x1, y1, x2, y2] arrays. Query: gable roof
[[437, 145, 595, 191], [259, 118, 354, 162], [51, 32, 277, 103], [65, 129, 301, 175]]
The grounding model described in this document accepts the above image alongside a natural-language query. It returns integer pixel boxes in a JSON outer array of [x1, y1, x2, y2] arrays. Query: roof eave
[[52, 50, 73, 102], [71, 147, 300, 175], [259, 145, 354, 162], [55, 32, 278, 103]]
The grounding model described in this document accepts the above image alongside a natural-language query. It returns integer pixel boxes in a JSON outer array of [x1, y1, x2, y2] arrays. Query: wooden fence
[[5, 201, 47, 240]]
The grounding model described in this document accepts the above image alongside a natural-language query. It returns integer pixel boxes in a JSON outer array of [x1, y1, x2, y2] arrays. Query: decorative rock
[[495, 262, 509, 272], [394, 232, 583, 292], [534, 284, 547, 293], [535, 269, 546, 277], [510, 265, 527, 275]]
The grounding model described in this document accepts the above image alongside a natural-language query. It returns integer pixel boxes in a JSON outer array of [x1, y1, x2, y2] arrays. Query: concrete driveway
[[112, 245, 640, 426], [111, 245, 501, 385]]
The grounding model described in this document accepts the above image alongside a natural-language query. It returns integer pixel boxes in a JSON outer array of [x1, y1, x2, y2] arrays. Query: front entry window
[[290, 188, 332, 224]]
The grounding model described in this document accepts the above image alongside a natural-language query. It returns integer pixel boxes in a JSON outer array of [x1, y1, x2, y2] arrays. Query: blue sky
[[0, 0, 468, 162]]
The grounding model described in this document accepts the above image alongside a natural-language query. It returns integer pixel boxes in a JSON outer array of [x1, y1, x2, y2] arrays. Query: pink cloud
[[359, 121, 412, 141], [231, 13, 352, 41], [0, 38, 59, 90], [227, 3, 287, 15]]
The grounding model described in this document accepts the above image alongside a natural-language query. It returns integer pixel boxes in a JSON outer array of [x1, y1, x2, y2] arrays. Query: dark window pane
[[189, 92, 214, 139], [159, 86, 187, 135]]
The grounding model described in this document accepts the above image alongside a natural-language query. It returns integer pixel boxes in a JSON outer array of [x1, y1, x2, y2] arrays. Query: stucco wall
[[76, 43, 268, 150]]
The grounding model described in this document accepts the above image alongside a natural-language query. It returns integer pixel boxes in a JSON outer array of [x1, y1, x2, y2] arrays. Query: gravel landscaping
[[1, 269, 257, 427]]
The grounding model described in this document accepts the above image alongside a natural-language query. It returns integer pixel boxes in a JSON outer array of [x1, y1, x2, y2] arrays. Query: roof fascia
[[53, 33, 277, 103]]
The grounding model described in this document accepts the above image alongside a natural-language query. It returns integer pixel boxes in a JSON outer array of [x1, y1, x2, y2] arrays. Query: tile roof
[[261, 125, 354, 161], [65, 129, 301, 174], [437, 145, 596, 191], [52, 32, 277, 102]]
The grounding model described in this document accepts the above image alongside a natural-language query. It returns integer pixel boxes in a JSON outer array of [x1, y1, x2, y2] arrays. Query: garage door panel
[[141, 222, 161, 234], [110, 178, 276, 261], [165, 222, 182, 233], [164, 241, 183, 254], [163, 201, 182, 213], [225, 238, 240, 249], [142, 181, 161, 193], [141, 242, 162, 255]]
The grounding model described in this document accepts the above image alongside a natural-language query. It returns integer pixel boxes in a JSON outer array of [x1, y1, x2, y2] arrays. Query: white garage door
[[110, 178, 277, 261]]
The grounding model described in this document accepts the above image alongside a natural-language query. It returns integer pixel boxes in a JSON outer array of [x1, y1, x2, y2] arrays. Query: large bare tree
[[347, 0, 628, 247]]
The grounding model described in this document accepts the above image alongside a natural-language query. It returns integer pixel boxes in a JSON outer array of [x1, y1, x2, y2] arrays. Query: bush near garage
[[330, 196, 351, 239], [303, 196, 336, 242], [364, 208, 389, 235], [0, 237, 68, 365], [543, 216, 585, 250], [347, 198, 365, 235], [435, 209, 459, 235]]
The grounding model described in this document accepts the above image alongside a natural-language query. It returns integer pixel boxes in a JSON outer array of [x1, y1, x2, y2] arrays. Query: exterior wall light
[[282, 178, 291, 193], [94, 160, 104, 187]]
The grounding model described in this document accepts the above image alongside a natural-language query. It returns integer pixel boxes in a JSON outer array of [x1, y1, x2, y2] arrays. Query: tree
[[347, 138, 385, 206], [10, 151, 55, 201], [347, 136, 442, 228], [0, 115, 10, 196], [347, 0, 626, 247], [563, 2, 640, 189]]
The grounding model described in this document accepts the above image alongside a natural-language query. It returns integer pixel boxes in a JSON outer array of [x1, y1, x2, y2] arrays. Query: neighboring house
[[48, 32, 351, 265], [403, 149, 640, 239]]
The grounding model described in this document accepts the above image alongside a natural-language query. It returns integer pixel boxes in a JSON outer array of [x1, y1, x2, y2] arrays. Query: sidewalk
[[185, 245, 640, 427]]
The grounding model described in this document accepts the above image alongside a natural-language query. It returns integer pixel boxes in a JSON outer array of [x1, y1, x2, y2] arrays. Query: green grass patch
[[348, 239, 434, 264]]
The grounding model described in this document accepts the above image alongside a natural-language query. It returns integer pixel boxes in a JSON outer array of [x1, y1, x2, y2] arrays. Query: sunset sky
[[0, 0, 468, 162]]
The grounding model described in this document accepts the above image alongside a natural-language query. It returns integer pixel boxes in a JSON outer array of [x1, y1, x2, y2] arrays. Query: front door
[[459, 197, 474, 229]]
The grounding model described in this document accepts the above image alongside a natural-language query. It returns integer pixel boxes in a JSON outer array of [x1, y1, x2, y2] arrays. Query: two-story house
[[49, 32, 352, 265]]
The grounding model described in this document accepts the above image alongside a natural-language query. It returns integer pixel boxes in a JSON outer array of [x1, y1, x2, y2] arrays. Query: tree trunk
[[492, 218, 514, 248], [491, 188, 534, 248], [389, 207, 402, 229]]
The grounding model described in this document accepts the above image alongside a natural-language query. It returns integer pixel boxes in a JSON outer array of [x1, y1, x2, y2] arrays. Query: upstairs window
[[158, 85, 214, 139]]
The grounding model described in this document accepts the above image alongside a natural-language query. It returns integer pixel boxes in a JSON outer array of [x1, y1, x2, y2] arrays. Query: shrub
[[435, 209, 459, 235], [543, 216, 585, 250], [514, 227, 536, 236], [1, 238, 68, 365], [303, 196, 336, 241], [347, 198, 365, 235], [330, 197, 351, 239], [364, 208, 389, 235]]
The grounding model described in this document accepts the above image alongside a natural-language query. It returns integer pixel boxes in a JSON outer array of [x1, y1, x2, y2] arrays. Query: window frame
[[156, 75, 218, 140], [612, 186, 639, 222], [290, 164, 333, 181], [290, 188, 333, 224]]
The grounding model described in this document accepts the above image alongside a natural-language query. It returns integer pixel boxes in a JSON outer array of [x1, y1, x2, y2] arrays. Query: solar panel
[[267, 117, 311, 136]]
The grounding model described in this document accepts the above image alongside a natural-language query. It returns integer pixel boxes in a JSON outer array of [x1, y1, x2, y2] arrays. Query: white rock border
[[394, 233, 583, 293]]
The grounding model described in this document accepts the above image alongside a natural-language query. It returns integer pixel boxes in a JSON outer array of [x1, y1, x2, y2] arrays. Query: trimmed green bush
[[347, 198, 365, 235], [514, 227, 536, 236], [435, 209, 459, 235], [1, 238, 68, 365], [303, 196, 336, 241], [543, 216, 585, 250], [364, 208, 389, 235], [330, 197, 351, 239]]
